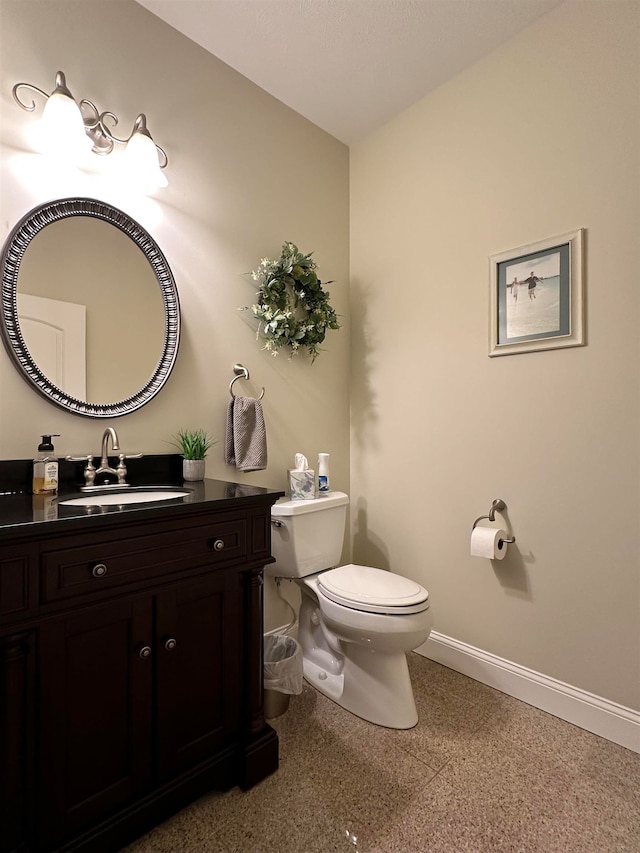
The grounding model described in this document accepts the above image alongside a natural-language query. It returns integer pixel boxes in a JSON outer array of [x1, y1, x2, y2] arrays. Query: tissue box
[[289, 469, 316, 500]]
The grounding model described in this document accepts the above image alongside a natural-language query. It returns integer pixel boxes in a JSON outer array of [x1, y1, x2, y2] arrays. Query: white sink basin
[[60, 489, 191, 507]]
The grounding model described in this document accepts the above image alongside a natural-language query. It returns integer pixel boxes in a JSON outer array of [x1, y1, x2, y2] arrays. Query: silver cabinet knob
[[92, 563, 108, 578], [164, 638, 177, 651], [212, 539, 225, 551], [139, 645, 152, 659]]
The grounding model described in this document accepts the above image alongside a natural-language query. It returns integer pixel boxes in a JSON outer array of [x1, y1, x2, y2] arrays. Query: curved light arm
[[13, 82, 49, 112], [13, 71, 75, 112], [80, 104, 168, 168]]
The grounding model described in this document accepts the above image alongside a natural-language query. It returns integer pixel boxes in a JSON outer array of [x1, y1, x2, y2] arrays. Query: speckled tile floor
[[124, 654, 640, 852]]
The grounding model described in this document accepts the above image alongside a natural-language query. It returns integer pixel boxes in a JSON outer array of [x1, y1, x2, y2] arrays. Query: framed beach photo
[[489, 229, 584, 356]]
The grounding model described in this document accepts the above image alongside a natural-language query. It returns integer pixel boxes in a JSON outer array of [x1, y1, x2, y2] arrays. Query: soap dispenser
[[33, 434, 60, 495]]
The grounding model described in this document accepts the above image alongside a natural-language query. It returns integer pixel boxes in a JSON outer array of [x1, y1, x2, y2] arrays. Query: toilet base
[[303, 646, 418, 729]]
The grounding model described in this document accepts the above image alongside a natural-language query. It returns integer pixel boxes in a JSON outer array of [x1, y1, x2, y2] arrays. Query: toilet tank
[[268, 491, 349, 578]]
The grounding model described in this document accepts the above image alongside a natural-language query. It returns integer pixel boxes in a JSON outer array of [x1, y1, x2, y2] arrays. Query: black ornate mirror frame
[[0, 197, 180, 418]]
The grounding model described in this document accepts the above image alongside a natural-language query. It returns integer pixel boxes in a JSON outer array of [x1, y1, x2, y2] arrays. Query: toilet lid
[[317, 564, 429, 615]]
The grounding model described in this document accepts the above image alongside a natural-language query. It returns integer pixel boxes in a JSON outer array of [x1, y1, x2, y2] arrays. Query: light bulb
[[39, 72, 91, 163], [121, 115, 168, 191]]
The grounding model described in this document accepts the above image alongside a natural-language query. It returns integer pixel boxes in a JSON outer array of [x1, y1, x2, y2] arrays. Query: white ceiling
[[135, 0, 564, 145]]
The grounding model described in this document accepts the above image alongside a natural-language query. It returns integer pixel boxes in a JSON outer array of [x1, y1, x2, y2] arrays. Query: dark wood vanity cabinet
[[0, 628, 35, 853], [0, 543, 38, 853], [0, 493, 280, 853], [38, 570, 242, 846]]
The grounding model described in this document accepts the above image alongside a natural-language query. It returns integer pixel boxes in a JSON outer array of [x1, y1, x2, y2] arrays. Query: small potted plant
[[174, 429, 217, 481]]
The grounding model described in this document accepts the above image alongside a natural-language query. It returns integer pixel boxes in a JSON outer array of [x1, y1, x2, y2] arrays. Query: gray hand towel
[[224, 400, 236, 466], [224, 396, 268, 472]]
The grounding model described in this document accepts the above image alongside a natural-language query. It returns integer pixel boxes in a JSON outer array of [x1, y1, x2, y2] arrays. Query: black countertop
[[0, 455, 284, 543]]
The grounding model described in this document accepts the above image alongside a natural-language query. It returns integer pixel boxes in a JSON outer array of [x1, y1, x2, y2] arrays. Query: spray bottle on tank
[[318, 453, 330, 493]]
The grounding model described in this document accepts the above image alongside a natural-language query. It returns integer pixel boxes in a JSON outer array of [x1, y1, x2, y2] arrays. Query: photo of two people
[[505, 252, 561, 340]]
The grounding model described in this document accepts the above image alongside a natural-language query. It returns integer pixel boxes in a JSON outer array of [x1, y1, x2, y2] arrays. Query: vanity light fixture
[[12, 71, 168, 189]]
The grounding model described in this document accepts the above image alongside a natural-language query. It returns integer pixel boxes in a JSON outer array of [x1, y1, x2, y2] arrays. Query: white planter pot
[[182, 459, 205, 481]]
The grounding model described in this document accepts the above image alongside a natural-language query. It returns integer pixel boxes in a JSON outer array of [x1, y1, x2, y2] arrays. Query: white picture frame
[[489, 228, 584, 356]]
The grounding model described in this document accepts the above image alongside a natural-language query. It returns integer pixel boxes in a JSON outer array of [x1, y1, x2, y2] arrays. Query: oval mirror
[[0, 198, 180, 417]]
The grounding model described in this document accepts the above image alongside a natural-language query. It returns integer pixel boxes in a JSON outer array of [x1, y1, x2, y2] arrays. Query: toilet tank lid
[[272, 491, 349, 516]]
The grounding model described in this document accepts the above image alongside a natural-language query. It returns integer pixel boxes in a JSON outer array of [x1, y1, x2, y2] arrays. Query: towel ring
[[229, 363, 265, 400]]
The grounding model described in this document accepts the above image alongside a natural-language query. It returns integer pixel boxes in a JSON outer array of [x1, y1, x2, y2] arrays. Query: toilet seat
[[317, 564, 429, 615]]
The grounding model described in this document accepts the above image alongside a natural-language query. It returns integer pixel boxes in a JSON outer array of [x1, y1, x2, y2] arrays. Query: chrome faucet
[[66, 428, 142, 491], [97, 427, 121, 479]]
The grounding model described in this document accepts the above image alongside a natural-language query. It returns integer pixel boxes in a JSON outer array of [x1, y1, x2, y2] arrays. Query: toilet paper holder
[[472, 499, 516, 544]]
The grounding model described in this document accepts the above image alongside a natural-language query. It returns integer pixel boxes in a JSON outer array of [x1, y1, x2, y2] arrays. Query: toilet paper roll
[[470, 526, 508, 560]]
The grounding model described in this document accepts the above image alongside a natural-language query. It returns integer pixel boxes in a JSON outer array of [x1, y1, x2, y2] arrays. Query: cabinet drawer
[[41, 516, 247, 603]]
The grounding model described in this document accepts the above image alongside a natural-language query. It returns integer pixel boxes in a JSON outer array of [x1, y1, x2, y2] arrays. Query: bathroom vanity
[[0, 197, 286, 851], [0, 474, 284, 853]]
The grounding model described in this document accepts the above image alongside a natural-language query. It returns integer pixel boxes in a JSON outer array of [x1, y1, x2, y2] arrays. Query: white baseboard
[[415, 631, 640, 754]]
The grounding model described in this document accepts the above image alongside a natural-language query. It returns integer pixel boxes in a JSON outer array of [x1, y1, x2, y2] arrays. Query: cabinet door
[[155, 570, 243, 779], [0, 631, 35, 853], [38, 596, 153, 845]]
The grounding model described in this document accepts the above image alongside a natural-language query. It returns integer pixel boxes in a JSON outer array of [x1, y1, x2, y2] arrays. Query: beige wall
[[0, 0, 350, 629], [351, 1, 640, 710]]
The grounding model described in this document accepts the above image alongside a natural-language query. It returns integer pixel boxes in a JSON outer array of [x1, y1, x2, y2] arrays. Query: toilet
[[267, 491, 432, 729]]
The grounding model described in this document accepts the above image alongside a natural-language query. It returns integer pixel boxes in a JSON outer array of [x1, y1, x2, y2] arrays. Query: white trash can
[[263, 634, 303, 719]]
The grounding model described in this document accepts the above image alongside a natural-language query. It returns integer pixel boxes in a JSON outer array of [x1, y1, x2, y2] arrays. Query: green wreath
[[242, 242, 340, 361]]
